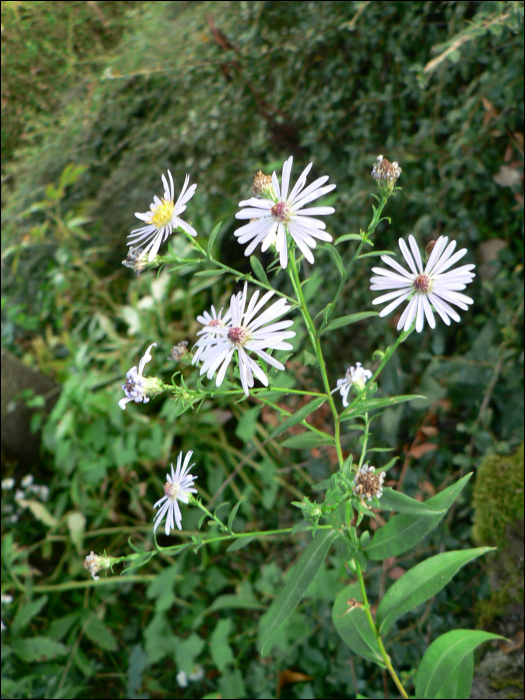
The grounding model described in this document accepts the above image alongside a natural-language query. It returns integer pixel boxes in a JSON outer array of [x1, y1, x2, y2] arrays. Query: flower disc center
[[413, 273, 431, 293], [227, 326, 250, 348], [209, 319, 225, 328], [151, 198, 175, 227], [165, 481, 180, 500], [271, 201, 291, 223]]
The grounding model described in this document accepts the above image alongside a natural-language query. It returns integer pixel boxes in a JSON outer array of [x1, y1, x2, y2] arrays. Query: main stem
[[288, 251, 344, 467]]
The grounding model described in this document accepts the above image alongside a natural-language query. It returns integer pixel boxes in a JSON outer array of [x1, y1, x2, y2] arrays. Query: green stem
[[287, 251, 343, 467], [355, 564, 409, 699], [358, 412, 370, 469], [192, 499, 229, 532], [321, 193, 389, 331]]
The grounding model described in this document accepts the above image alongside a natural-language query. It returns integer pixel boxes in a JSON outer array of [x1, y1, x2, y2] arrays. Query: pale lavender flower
[[128, 171, 197, 262], [234, 156, 336, 268], [192, 305, 232, 365], [193, 283, 295, 396], [119, 343, 163, 410], [371, 235, 475, 333], [153, 451, 198, 535]]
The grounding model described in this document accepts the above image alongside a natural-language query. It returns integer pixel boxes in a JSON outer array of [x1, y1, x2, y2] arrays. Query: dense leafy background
[[1, 1, 523, 698]]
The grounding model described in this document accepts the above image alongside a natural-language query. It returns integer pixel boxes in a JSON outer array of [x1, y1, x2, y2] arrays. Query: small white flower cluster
[[176, 665, 205, 688], [119, 343, 165, 410], [2, 475, 49, 525]]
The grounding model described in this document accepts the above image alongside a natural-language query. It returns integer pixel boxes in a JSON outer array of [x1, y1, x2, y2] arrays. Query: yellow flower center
[[151, 199, 175, 227]]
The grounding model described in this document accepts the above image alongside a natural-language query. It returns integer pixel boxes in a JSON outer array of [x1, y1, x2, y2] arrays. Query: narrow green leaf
[[335, 233, 373, 246], [250, 256, 270, 285], [377, 547, 494, 634], [364, 473, 473, 560], [415, 630, 505, 699], [193, 268, 226, 278], [357, 250, 396, 259], [226, 536, 255, 552], [378, 488, 445, 516], [332, 583, 386, 668], [11, 636, 69, 663], [325, 245, 345, 277], [84, 615, 118, 651], [265, 397, 326, 441], [12, 596, 48, 636], [320, 311, 380, 335], [260, 529, 339, 656], [227, 501, 243, 534], [341, 395, 425, 420], [281, 432, 334, 449], [207, 221, 223, 255]]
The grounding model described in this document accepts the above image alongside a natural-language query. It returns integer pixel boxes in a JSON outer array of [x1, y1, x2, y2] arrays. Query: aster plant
[[95, 156, 500, 700]]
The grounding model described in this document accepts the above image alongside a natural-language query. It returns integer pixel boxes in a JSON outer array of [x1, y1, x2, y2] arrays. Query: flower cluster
[[353, 464, 386, 502], [192, 283, 295, 396]]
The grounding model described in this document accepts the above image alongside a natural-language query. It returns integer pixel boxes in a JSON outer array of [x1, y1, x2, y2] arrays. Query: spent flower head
[[167, 341, 189, 362], [235, 156, 336, 268], [128, 171, 197, 262], [122, 246, 149, 276], [153, 451, 198, 535], [192, 283, 295, 396], [353, 464, 386, 502], [119, 343, 164, 410], [371, 155, 402, 196], [371, 235, 475, 333], [337, 362, 373, 407], [83, 551, 112, 582], [252, 170, 275, 198]]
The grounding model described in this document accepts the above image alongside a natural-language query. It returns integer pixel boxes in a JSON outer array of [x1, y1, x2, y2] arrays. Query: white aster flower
[[371, 235, 475, 333], [337, 362, 373, 407], [119, 343, 163, 410], [193, 283, 296, 396], [1, 594, 13, 605], [153, 451, 198, 535], [192, 305, 232, 365], [1, 478, 15, 490], [21, 475, 34, 488], [234, 156, 336, 269], [127, 171, 197, 262]]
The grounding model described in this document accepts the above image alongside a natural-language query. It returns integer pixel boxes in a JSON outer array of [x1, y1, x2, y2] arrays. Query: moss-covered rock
[[472, 442, 524, 626]]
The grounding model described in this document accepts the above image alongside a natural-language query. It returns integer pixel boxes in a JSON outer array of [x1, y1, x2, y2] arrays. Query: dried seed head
[[353, 464, 386, 502], [252, 170, 274, 198]]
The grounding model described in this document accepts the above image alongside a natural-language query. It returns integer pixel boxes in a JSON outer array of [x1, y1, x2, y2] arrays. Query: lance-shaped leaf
[[415, 630, 505, 699], [281, 432, 334, 449], [260, 529, 339, 656], [265, 397, 326, 441], [250, 255, 270, 285], [364, 473, 472, 560], [207, 221, 222, 255], [320, 311, 380, 336], [376, 547, 494, 635], [332, 583, 385, 668], [378, 488, 445, 516], [341, 395, 424, 420]]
